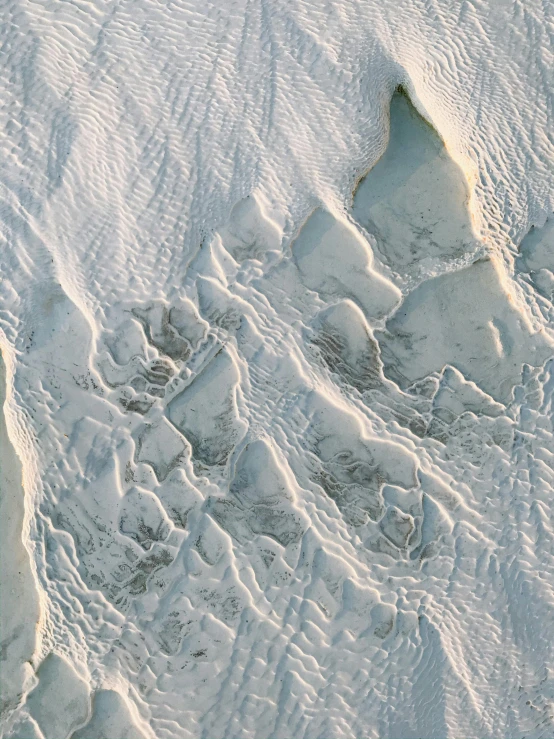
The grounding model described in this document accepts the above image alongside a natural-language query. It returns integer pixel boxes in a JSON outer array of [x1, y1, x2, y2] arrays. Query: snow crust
[[2, 1, 554, 737]]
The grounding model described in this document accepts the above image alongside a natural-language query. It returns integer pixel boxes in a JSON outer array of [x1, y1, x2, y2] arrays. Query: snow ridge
[[2, 3, 554, 738]]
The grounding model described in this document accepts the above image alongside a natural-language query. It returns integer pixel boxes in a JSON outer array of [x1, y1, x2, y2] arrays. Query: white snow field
[[1, 1, 554, 737]]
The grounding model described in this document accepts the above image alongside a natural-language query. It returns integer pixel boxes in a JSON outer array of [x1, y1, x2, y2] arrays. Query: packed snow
[[1, 1, 554, 738]]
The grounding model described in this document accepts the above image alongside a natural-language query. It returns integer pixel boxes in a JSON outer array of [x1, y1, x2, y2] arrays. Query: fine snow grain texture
[[2, 2, 554, 739], [0, 354, 40, 721]]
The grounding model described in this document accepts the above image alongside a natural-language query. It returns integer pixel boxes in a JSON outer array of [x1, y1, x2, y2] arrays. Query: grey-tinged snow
[[2, 2, 554, 739]]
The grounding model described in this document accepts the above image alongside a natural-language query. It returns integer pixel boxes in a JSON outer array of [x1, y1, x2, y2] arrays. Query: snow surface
[[2, 1, 554, 738]]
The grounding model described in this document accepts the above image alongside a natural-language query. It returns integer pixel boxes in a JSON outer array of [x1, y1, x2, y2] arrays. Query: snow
[[1, 1, 554, 738]]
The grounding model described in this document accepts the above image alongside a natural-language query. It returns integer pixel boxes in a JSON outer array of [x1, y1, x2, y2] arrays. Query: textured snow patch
[[2, 2, 554, 738], [379, 256, 554, 402], [292, 208, 401, 319], [353, 92, 478, 278]]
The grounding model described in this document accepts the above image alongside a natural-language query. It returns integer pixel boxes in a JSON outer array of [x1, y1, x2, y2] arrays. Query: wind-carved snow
[[353, 93, 478, 279], [2, 12, 554, 739], [379, 255, 554, 403], [0, 355, 40, 723]]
